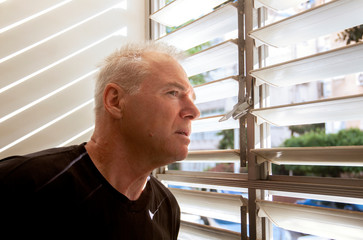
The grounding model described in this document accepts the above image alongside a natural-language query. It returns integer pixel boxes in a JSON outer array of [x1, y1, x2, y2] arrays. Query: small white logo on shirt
[[149, 210, 156, 220], [149, 197, 166, 220]]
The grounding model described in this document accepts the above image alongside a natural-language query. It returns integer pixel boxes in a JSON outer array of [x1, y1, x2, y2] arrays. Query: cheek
[[125, 96, 180, 137], [147, 104, 179, 131]]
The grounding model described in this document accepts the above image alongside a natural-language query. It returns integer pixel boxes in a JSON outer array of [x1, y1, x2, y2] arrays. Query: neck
[[85, 137, 152, 201]]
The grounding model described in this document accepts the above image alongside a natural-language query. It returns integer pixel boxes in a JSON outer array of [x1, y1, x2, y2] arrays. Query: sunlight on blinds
[[150, 0, 245, 238]]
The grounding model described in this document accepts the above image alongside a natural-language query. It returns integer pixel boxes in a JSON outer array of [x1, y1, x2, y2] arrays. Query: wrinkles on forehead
[[140, 51, 195, 100], [142, 51, 188, 80]]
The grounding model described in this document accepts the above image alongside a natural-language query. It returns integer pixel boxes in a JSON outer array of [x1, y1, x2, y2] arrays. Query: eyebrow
[[165, 82, 196, 101]]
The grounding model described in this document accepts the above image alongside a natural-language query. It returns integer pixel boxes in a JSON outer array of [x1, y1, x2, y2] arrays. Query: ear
[[103, 83, 125, 119]]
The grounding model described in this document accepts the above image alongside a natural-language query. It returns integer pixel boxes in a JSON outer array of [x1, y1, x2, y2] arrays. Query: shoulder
[[149, 175, 180, 211], [0, 144, 87, 190], [149, 175, 175, 198], [148, 175, 181, 238]]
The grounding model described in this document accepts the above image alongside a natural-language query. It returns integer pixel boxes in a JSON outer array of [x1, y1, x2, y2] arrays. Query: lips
[[175, 129, 190, 137]]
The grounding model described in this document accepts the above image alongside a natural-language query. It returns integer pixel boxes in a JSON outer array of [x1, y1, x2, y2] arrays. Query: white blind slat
[[158, 171, 248, 192], [270, 190, 363, 206], [194, 76, 238, 104], [257, 200, 363, 239], [251, 42, 363, 87], [249, 0, 363, 47], [252, 146, 363, 166], [150, 0, 226, 27], [181, 40, 238, 77], [250, 94, 363, 126], [254, 0, 307, 11], [157, 3, 237, 51], [179, 221, 241, 240], [185, 149, 240, 163], [170, 188, 244, 222], [192, 115, 239, 133]]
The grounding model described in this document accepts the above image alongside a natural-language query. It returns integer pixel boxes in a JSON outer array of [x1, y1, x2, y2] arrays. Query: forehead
[[143, 51, 184, 75], [142, 52, 195, 95]]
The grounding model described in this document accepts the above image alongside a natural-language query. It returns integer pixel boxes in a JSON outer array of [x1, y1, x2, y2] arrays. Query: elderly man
[[0, 42, 200, 239]]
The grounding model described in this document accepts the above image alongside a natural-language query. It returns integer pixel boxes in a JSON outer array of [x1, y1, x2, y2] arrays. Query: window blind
[[151, 0, 363, 240], [247, 0, 363, 239], [0, 0, 146, 158], [150, 0, 247, 239]]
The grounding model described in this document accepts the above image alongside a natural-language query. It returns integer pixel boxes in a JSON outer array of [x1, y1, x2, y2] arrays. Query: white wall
[[0, 0, 147, 158]]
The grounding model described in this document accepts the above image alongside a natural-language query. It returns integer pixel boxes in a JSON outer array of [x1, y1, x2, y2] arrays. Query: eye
[[168, 90, 178, 97]]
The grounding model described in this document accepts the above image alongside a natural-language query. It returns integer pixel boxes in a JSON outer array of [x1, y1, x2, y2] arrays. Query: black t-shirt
[[0, 143, 180, 240]]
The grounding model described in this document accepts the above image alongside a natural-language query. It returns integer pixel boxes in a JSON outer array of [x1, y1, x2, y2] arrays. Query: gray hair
[[94, 41, 184, 113]]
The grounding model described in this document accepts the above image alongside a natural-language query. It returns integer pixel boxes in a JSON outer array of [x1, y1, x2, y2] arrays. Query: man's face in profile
[[119, 52, 200, 166]]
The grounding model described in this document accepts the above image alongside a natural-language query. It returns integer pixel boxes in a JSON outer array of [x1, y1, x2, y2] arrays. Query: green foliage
[[334, 128, 363, 146], [207, 129, 235, 173], [217, 129, 234, 149], [283, 128, 363, 147], [338, 24, 363, 44], [164, 10, 213, 87], [189, 74, 206, 86], [289, 123, 325, 136], [185, 42, 212, 86], [165, 0, 174, 5], [283, 129, 333, 147], [275, 128, 363, 177], [168, 162, 179, 170], [185, 42, 212, 55], [166, 19, 194, 34]]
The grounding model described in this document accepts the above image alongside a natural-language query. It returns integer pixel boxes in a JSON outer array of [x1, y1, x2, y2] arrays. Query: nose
[[180, 97, 200, 120]]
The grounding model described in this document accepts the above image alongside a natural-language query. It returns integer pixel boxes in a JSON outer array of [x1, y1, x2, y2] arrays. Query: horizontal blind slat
[[250, 94, 363, 126], [250, 178, 363, 199], [185, 149, 240, 162], [249, 0, 363, 47], [194, 76, 238, 104], [257, 200, 363, 239], [180, 220, 241, 240], [192, 114, 239, 133], [158, 171, 248, 190], [252, 146, 363, 166], [251, 42, 363, 87], [254, 0, 306, 11], [181, 40, 238, 77], [150, 0, 226, 27], [157, 3, 237, 50], [170, 188, 244, 222], [270, 190, 363, 206]]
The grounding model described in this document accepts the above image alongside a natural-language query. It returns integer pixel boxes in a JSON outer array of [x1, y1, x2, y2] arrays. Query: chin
[[175, 151, 188, 162], [159, 144, 189, 165], [178, 145, 189, 159], [168, 148, 188, 163]]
